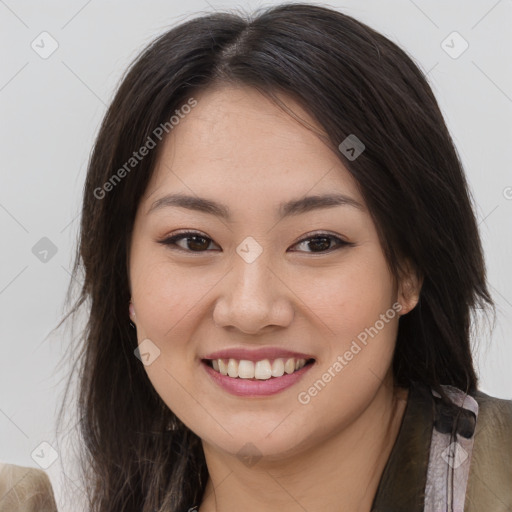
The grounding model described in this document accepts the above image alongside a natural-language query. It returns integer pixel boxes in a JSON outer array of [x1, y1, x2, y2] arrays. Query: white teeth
[[271, 358, 285, 377], [211, 357, 309, 379], [254, 359, 272, 380], [284, 358, 296, 374], [227, 359, 238, 378], [238, 360, 255, 379], [218, 359, 228, 375]]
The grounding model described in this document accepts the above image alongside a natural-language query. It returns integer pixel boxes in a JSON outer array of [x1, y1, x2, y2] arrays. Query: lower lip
[[202, 360, 314, 397]]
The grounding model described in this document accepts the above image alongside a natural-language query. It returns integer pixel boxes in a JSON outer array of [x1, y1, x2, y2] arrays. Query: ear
[[397, 260, 423, 315], [129, 301, 136, 321]]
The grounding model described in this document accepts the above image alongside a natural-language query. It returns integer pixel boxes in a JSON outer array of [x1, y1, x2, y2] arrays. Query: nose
[[212, 251, 294, 335]]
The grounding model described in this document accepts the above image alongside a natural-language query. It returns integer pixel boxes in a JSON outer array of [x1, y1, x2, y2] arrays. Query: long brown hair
[[57, 3, 494, 511]]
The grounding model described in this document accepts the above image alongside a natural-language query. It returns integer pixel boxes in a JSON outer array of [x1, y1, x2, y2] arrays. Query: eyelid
[[291, 229, 351, 246], [289, 231, 353, 253]]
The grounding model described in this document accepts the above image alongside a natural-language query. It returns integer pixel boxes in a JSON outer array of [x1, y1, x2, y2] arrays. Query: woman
[[57, 3, 511, 511]]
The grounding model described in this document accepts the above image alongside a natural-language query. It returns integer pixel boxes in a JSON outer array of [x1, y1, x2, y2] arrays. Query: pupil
[[309, 237, 330, 251], [189, 236, 208, 251]]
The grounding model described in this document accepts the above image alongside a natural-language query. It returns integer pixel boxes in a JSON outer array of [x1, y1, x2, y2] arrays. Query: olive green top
[[371, 380, 512, 511], [0, 463, 58, 512]]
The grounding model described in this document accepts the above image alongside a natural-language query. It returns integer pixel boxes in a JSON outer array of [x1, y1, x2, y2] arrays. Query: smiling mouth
[[203, 357, 316, 380]]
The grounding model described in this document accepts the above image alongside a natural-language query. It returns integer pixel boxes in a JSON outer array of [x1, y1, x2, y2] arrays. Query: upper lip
[[203, 347, 315, 362]]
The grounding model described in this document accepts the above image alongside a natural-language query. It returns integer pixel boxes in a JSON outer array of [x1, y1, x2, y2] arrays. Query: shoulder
[[472, 388, 512, 424], [466, 390, 512, 511], [0, 463, 58, 512], [472, 389, 512, 453]]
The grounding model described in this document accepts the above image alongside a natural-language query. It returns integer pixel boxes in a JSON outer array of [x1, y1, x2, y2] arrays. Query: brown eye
[[159, 232, 218, 252], [290, 233, 352, 253]]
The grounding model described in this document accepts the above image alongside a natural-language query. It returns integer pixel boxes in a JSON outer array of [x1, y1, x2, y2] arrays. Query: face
[[128, 85, 418, 461]]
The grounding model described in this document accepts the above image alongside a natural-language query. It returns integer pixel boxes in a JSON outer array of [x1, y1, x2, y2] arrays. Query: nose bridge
[[231, 244, 274, 311], [213, 240, 293, 333]]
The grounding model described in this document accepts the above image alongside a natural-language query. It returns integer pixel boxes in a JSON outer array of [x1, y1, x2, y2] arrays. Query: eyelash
[[157, 230, 353, 254]]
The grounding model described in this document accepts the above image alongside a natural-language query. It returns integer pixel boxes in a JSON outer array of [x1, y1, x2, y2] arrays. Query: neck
[[198, 374, 409, 512]]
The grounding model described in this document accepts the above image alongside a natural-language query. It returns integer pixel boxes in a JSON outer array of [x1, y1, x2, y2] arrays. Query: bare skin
[[128, 85, 421, 512], [199, 382, 409, 512]]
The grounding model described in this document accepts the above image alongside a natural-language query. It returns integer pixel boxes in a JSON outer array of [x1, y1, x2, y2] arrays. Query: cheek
[[129, 253, 208, 425], [301, 245, 397, 344], [130, 252, 217, 342], [292, 254, 399, 434]]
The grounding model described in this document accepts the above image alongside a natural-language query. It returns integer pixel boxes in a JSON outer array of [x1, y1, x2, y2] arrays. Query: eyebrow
[[148, 192, 364, 220]]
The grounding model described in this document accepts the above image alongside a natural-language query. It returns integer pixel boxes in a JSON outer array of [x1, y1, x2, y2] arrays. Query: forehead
[[143, 85, 363, 209]]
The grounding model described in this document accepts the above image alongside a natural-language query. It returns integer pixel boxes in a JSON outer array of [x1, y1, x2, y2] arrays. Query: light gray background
[[1, 1, 511, 510]]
